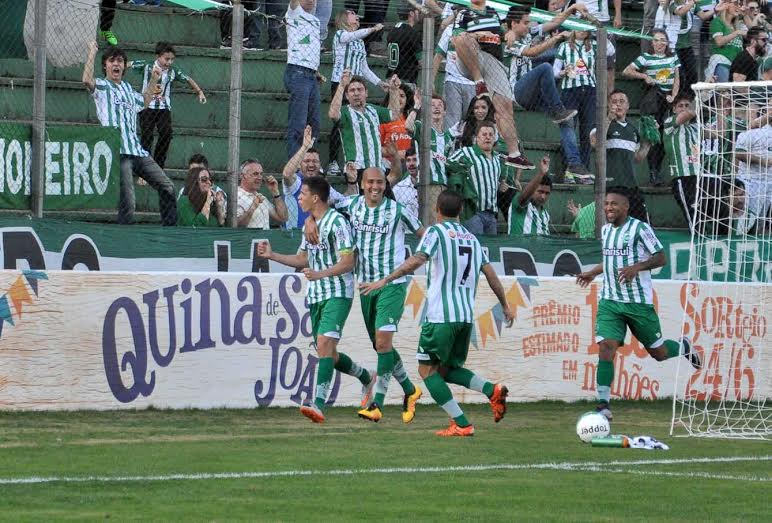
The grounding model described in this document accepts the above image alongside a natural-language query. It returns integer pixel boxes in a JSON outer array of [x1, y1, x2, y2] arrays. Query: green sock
[[335, 352, 370, 385], [444, 368, 494, 397], [391, 350, 416, 395], [314, 357, 334, 410], [664, 339, 680, 359], [373, 350, 395, 407], [424, 373, 470, 427], [597, 359, 613, 403]]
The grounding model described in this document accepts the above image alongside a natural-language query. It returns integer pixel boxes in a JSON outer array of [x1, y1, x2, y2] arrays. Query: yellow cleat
[[357, 403, 383, 422], [401, 386, 422, 423]]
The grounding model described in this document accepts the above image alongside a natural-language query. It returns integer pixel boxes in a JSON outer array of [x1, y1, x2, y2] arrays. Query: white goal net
[[670, 81, 772, 440]]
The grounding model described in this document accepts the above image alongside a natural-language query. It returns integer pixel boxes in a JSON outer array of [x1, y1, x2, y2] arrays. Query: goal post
[[670, 80, 772, 440]]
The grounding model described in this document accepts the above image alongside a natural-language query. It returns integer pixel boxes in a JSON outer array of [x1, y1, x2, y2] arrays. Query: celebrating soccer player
[[257, 177, 374, 424], [575, 187, 703, 421], [361, 190, 514, 437]]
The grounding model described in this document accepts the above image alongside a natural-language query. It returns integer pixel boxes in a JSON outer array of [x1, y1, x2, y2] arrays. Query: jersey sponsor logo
[[603, 247, 633, 256], [352, 220, 390, 234], [306, 241, 330, 252], [448, 231, 475, 240], [478, 34, 501, 45], [655, 69, 671, 82], [111, 93, 137, 109], [513, 57, 529, 67]]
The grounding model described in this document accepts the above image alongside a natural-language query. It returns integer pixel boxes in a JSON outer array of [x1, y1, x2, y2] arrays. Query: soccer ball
[[576, 412, 611, 443]]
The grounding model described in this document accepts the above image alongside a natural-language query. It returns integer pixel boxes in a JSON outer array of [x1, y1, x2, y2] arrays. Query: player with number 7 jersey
[[359, 190, 515, 437]]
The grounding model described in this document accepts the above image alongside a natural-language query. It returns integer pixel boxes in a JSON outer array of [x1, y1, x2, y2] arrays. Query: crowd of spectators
[[89, 0, 770, 236]]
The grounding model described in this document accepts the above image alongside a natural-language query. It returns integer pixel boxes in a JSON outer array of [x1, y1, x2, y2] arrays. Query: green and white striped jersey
[[447, 145, 502, 213], [300, 208, 355, 304], [417, 221, 490, 324], [600, 217, 663, 305], [413, 120, 453, 185], [508, 200, 551, 236], [341, 195, 421, 284], [331, 29, 381, 85], [556, 41, 597, 89], [663, 115, 699, 177], [91, 78, 148, 157], [130, 60, 190, 110], [339, 104, 393, 169], [631, 53, 681, 93]]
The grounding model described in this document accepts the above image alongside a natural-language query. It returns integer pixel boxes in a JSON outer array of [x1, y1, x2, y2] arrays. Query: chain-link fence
[[2, 0, 745, 236]]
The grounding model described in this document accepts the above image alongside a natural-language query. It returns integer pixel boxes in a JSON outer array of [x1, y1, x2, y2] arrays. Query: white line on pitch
[[0, 455, 769, 486]]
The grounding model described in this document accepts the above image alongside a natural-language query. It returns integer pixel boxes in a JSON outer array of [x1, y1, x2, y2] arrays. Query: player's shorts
[[455, 41, 514, 101], [310, 297, 353, 341], [595, 299, 664, 349], [417, 322, 473, 368], [359, 282, 407, 345]]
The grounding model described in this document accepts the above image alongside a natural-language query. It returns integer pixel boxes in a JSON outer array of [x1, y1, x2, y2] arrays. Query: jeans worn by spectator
[[284, 65, 320, 159], [139, 108, 173, 169], [677, 47, 697, 96], [641, 0, 659, 52], [513, 63, 583, 168], [464, 210, 498, 236], [561, 86, 596, 168], [253, 0, 284, 49], [443, 80, 476, 130], [119, 155, 177, 226]]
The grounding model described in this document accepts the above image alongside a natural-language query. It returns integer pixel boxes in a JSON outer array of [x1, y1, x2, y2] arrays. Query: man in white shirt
[[237, 159, 289, 229], [284, 0, 322, 159], [393, 148, 420, 219], [736, 107, 772, 225]]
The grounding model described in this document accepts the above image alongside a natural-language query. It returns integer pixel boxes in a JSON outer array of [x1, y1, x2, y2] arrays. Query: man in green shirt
[[258, 177, 374, 424]]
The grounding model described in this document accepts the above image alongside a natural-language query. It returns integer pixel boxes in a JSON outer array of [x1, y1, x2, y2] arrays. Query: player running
[[575, 187, 702, 421], [336, 167, 426, 423], [361, 190, 515, 437], [257, 177, 374, 424]]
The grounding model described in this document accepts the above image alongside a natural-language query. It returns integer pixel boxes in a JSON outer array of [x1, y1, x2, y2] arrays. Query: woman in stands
[[707, 0, 745, 82], [177, 167, 225, 227], [623, 29, 681, 186], [328, 9, 387, 175], [379, 82, 416, 164], [450, 96, 501, 150]]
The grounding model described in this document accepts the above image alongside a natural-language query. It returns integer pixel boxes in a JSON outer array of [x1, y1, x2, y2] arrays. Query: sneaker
[[489, 383, 508, 423], [563, 172, 577, 184], [327, 161, 341, 176], [436, 420, 475, 437], [99, 30, 118, 46], [649, 172, 664, 187], [550, 108, 577, 124], [566, 164, 595, 184], [357, 402, 383, 422], [681, 337, 702, 370], [300, 404, 325, 423], [401, 386, 422, 424], [505, 153, 535, 170], [220, 37, 232, 49], [360, 371, 376, 408], [243, 40, 264, 51], [595, 401, 613, 421], [475, 81, 490, 99]]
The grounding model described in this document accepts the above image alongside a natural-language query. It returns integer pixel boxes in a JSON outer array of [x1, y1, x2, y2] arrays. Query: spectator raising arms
[[707, 1, 745, 82], [328, 9, 386, 174], [380, 81, 416, 161], [654, 0, 698, 95], [237, 159, 289, 229], [130, 42, 206, 170], [177, 167, 225, 227], [623, 29, 681, 186], [386, 3, 423, 85], [82, 41, 177, 226]]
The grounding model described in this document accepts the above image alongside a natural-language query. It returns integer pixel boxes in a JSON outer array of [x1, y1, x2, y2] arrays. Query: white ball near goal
[[576, 412, 611, 443]]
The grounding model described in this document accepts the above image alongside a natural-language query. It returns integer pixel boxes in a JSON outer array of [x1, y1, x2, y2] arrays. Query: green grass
[[0, 401, 769, 522]]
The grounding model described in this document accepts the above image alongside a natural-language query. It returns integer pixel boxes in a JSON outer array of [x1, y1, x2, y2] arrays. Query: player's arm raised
[[257, 241, 309, 269], [576, 264, 603, 287], [481, 264, 515, 325], [360, 253, 428, 295], [617, 250, 666, 283], [303, 251, 355, 281]]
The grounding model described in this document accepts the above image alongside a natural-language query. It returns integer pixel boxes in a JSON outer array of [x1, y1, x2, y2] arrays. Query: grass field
[[0, 400, 769, 521]]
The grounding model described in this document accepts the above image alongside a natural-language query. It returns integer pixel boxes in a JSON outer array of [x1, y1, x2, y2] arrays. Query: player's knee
[[598, 342, 616, 361]]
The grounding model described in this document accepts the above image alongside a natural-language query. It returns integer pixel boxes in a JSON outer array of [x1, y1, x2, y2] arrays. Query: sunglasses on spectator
[[199, 176, 211, 183]]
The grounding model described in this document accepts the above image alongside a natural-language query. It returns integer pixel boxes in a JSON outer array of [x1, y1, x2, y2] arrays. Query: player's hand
[[359, 279, 386, 296], [256, 240, 272, 259], [576, 272, 595, 287], [304, 215, 320, 245], [341, 69, 352, 87], [302, 268, 322, 281], [87, 40, 99, 56], [502, 305, 515, 327], [266, 175, 280, 194], [567, 199, 580, 218], [302, 125, 315, 149], [198, 91, 207, 104], [539, 155, 550, 175], [344, 161, 358, 184], [617, 265, 640, 283], [388, 74, 401, 90]]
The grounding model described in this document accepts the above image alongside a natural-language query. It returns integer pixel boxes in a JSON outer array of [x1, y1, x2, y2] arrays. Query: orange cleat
[[435, 420, 475, 437], [300, 404, 325, 423], [489, 383, 508, 423]]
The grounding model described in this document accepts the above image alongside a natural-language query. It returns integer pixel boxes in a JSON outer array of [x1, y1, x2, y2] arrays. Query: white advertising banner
[[0, 270, 768, 410]]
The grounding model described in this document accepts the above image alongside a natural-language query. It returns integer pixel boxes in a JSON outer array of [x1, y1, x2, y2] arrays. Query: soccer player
[[342, 167, 425, 423], [257, 177, 374, 424], [361, 190, 515, 437], [508, 156, 552, 236], [575, 187, 702, 421]]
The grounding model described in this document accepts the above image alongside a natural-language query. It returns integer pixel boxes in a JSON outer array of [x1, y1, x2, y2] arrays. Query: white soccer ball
[[576, 412, 611, 443]]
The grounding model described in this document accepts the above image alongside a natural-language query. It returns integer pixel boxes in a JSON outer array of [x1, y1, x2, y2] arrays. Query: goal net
[[670, 81, 772, 440]]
